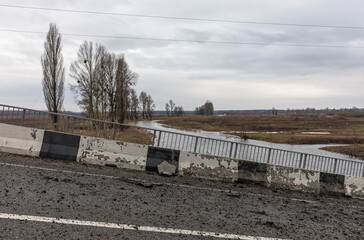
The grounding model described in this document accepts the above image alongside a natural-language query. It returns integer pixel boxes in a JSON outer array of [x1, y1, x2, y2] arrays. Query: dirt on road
[[0, 152, 363, 239]]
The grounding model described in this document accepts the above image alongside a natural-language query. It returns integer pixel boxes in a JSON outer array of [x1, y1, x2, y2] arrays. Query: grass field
[[155, 113, 364, 160]]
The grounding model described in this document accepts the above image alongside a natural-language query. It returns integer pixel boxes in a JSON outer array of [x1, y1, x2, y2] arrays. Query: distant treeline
[[214, 107, 364, 115], [51, 107, 364, 116], [153, 107, 364, 116]]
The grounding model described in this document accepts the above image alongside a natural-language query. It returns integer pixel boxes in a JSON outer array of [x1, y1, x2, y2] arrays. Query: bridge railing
[[0, 103, 363, 177]]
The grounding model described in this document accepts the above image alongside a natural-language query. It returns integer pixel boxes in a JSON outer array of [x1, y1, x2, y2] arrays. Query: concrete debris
[[157, 161, 176, 176]]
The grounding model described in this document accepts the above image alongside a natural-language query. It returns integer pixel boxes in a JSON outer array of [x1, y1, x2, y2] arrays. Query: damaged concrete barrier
[[1, 123, 363, 199], [267, 165, 320, 193], [77, 136, 148, 171], [146, 146, 179, 174], [345, 175, 364, 198], [237, 161, 268, 184], [178, 151, 239, 182], [0, 123, 44, 157]]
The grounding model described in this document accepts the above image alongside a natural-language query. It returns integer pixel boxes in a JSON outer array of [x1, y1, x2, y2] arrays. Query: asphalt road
[[0, 151, 363, 239]]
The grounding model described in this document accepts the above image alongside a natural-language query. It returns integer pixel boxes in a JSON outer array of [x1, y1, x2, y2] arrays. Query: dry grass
[[322, 144, 364, 159], [0, 115, 153, 146]]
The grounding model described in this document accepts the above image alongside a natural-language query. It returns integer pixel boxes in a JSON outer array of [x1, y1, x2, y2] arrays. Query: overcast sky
[[1, 0, 364, 111]]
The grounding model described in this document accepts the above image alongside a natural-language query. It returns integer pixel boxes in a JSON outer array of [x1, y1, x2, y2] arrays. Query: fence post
[[65, 116, 70, 132], [71, 117, 76, 133], [333, 159, 338, 173], [302, 154, 307, 169], [20, 109, 26, 126], [299, 153, 303, 168], [267, 148, 272, 163], [112, 124, 117, 140], [194, 137, 199, 153], [234, 143, 238, 159], [157, 131, 162, 147], [152, 130, 156, 146], [229, 142, 234, 158]]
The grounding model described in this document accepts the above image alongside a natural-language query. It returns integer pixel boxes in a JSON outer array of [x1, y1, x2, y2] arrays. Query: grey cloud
[[2, 0, 364, 111]]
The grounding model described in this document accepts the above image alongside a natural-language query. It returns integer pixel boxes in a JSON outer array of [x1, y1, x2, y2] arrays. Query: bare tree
[[174, 106, 184, 116], [204, 101, 214, 115], [169, 100, 176, 117], [139, 91, 148, 119], [130, 88, 139, 120], [146, 95, 155, 120], [115, 55, 138, 123], [69, 41, 106, 118], [104, 53, 118, 121], [41, 23, 65, 128], [195, 100, 214, 115], [165, 103, 171, 117]]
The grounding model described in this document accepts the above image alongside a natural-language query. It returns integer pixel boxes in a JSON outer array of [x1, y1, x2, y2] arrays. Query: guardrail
[[0, 103, 363, 177]]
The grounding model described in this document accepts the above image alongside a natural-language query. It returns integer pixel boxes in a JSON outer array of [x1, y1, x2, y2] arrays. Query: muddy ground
[[0, 152, 363, 239]]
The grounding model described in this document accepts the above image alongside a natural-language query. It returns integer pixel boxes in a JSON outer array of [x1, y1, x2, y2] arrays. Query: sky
[[1, 0, 364, 111]]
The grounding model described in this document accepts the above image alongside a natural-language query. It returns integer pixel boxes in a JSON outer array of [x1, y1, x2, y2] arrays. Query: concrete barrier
[[237, 161, 268, 184], [319, 172, 346, 195], [146, 146, 179, 173], [0, 123, 44, 157], [267, 165, 320, 193], [77, 136, 148, 171], [0, 122, 363, 198], [345, 176, 364, 198], [40, 131, 80, 161], [178, 152, 238, 182]]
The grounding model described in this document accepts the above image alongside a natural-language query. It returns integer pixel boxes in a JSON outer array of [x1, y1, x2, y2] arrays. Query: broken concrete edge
[[77, 135, 148, 171], [237, 160, 364, 198], [178, 151, 238, 182], [0, 122, 363, 199]]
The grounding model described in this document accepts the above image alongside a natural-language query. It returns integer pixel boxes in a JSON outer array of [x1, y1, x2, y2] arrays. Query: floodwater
[[132, 120, 360, 161]]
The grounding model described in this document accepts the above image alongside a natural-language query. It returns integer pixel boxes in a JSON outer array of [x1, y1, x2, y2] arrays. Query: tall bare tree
[[115, 55, 138, 123], [139, 91, 148, 119], [169, 100, 176, 117], [165, 103, 171, 116], [146, 94, 155, 120], [195, 100, 214, 115], [69, 41, 106, 118], [41, 23, 65, 127], [104, 53, 118, 121], [129, 88, 139, 120]]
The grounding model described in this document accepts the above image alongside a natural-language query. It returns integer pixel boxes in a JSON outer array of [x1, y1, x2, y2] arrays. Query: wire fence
[[0, 103, 363, 177]]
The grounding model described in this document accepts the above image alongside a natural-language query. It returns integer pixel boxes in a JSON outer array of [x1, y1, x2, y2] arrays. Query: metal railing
[[0, 103, 363, 177]]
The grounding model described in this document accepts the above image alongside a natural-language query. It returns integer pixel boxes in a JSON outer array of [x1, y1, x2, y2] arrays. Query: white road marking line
[[0, 213, 287, 240], [0, 162, 315, 203]]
